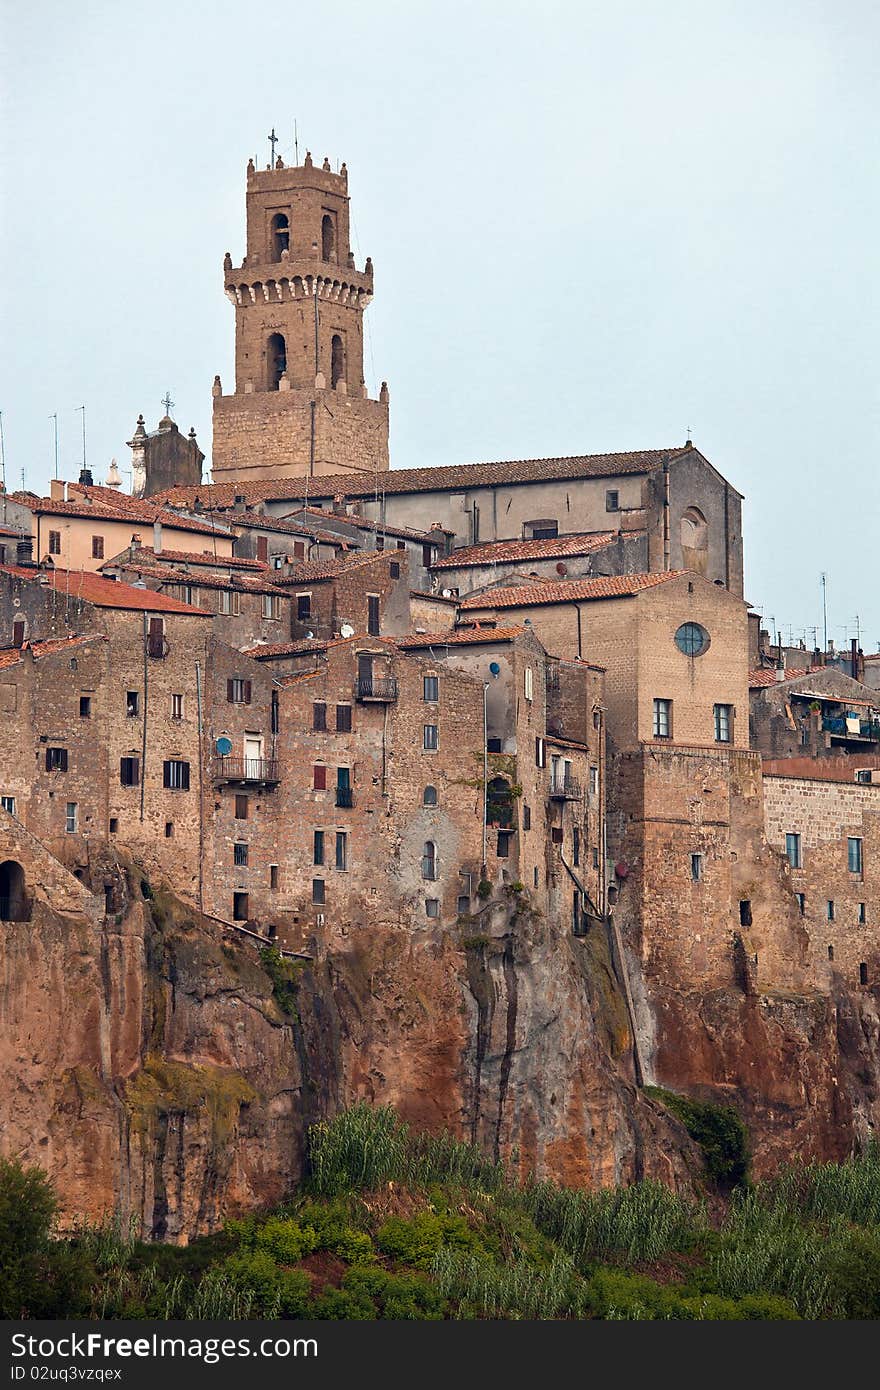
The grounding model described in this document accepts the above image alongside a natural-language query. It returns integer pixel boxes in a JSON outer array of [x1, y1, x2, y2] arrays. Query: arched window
[[423, 786, 438, 807], [321, 213, 336, 262], [680, 506, 709, 574], [422, 841, 437, 880], [331, 334, 345, 389], [0, 860, 29, 921], [268, 333, 287, 390], [271, 213, 289, 260]]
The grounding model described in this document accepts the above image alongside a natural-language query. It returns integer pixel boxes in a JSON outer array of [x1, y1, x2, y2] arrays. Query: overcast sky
[[1, 1, 878, 649]]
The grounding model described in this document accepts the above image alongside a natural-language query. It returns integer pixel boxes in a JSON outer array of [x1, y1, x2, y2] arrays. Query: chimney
[[332, 494, 346, 516], [79, 467, 93, 487], [50, 479, 64, 502], [234, 494, 246, 513], [775, 655, 786, 682], [153, 520, 162, 555], [852, 638, 859, 681], [16, 537, 34, 567]]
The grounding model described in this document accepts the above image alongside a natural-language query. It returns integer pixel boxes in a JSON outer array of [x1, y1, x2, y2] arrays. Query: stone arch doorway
[[0, 860, 29, 921]]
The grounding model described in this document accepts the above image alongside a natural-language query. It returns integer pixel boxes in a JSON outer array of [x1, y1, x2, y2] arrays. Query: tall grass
[[758, 1144, 880, 1227], [520, 1178, 703, 1266], [433, 1248, 586, 1319], [308, 1104, 507, 1197]]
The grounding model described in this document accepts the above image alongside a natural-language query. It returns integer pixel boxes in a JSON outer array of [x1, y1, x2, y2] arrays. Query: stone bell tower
[[211, 151, 390, 484]]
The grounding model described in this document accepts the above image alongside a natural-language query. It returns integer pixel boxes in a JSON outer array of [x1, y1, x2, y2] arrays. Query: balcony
[[355, 676, 398, 702], [549, 777, 582, 801], [335, 785, 354, 808], [211, 756, 280, 786], [823, 716, 880, 742]]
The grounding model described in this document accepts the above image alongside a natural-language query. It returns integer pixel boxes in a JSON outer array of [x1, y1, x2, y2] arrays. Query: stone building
[[128, 413, 204, 498], [749, 665, 880, 760], [211, 154, 389, 482]]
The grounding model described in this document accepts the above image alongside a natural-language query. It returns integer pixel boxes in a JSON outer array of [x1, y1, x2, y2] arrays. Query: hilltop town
[[1, 151, 878, 1240]]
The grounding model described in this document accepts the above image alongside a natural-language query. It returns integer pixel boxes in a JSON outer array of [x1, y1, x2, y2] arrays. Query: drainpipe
[[482, 682, 489, 874], [662, 459, 671, 571]]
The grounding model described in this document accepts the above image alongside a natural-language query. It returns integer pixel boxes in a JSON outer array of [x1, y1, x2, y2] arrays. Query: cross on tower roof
[[161, 391, 175, 418], [268, 127, 278, 164]]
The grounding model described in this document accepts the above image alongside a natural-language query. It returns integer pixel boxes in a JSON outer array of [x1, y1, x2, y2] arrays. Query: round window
[[675, 622, 709, 656]]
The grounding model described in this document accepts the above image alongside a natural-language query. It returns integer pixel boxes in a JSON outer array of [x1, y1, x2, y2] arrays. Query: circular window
[[675, 622, 710, 656]]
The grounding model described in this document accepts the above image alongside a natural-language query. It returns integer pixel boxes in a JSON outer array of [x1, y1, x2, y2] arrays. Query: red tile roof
[[226, 511, 348, 545], [243, 633, 401, 660], [749, 665, 831, 689], [459, 571, 684, 610], [113, 561, 289, 596], [398, 627, 528, 648], [286, 505, 440, 544], [27, 493, 232, 538], [272, 551, 393, 584], [0, 564, 210, 614], [0, 633, 105, 670], [152, 447, 696, 509], [432, 532, 617, 570], [127, 547, 267, 570]]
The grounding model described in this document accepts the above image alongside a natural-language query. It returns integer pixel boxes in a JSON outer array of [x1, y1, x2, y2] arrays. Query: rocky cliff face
[[3, 855, 880, 1238]]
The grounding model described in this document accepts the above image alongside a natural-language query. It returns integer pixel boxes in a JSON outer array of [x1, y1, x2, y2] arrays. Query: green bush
[[309, 1285, 377, 1319], [376, 1211, 477, 1268], [645, 1088, 750, 1188], [255, 1218, 319, 1264], [259, 946, 302, 1017], [343, 1265, 446, 1320]]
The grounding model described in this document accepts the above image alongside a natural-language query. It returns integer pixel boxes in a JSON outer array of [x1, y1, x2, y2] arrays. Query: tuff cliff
[[3, 852, 879, 1239]]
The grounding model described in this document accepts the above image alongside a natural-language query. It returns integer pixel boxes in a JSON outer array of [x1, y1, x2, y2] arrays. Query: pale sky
[[1, 0, 878, 649]]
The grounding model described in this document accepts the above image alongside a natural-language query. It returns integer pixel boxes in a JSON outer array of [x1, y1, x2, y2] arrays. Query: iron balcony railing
[[549, 776, 582, 800], [355, 676, 398, 701], [823, 717, 880, 740], [335, 786, 354, 808], [211, 756, 280, 785]]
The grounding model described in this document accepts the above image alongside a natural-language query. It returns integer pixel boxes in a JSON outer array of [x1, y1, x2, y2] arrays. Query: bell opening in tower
[[271, 213, 289, 261], [268, 332, 287, 390], [321, 213, 336, 263], [331, 334, 345, 389]]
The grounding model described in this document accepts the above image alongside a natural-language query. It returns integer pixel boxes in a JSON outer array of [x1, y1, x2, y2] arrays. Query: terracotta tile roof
[[410, 589, 458, 603], [243, 633, 401, 660], [286, 506, 440, 544], [127, 547, 267, 571], [114, 561, 289, 596], [398, 627, 528, 648], [0, 633, 105, 670], [226, 511, 348, 545], [272, 551, 393, 584], [749, 665, 834, 689], [0, 564, 210, 615], [763, 755, 880, 783], [432, 532, 617, 570], [152, 447, 694, 509], [28, 494, 232, 538], [0, 524, 24, 538], [459, 571, 684, 610]]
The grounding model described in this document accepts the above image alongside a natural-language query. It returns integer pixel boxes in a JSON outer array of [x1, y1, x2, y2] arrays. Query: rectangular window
[[375, 535, 385, 551], [296, 594, 311, 621], [551, 827, 564, 844], [293, 541, 305, 561], [336, 767, 352, 807], [856, 769, 873, 784], [423, 675, 439, 702], [524, 667, 533, 701], [336, 704, 352, 733], [176, 584, 194, 605], [425, 898, 440, 918], [233, 892, 249, 922], [827, 900, 835, 921], [368, 594, 380, 636], [796, 893, 805, 915], [171, 693, 184, 720], [423, 724, 438, 750], [573, 826, 580, 867], [714, 703, 733, 744], [270, 864, 279, 890], [535, 736, 546, 768], [653, 699, 672, 739], [146, 617, 165, 658], [740, 899, 752, 926], [312, 878, 325, 905], [227, 678, 252, 704], [422, 543, 433, 567], [48, 530, 61, 555], [859, 903, 867, 924], [335, 831, 347, 870], [848, 837, 863, 874], [271, 690, 279, 734], [691, 853, 703, 882], [77, 695, 91, 718], [45, 747, 68, 772], [589, 766, 599, 796], [126, 691, 139, 717], [119, 757, 140, 787], [313, 830, 325, 866], [165, 822, 173, 838], [605, 489, 619, 512], [218, 590, 241, 615], [313, 764, 327, 790], [313, 701, 327, 731], [234, 793, 249, 819], [396, 540, 406, 550], [262, 593, 280, 619], [1, 795, 15, 815], [163, 759, 190, 791], [234, 842, 249, 867], [785, 833, 802, 869], [109, 817, 118, 833], [390, 562, 400, 578], [257, 536, 269, 563], [486, 738, 503, 753], [523, 804, 531, 831], [457, 895, 470, 916], [65, 802, 78, 833]]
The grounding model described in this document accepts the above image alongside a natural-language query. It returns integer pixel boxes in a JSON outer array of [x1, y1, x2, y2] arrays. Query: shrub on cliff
[[645, 1087, 750, 1189], [0, 1158, 91, 1318]]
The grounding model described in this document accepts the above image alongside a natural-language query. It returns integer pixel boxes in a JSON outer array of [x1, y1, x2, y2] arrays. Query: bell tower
[[211, 151, 390, 484]]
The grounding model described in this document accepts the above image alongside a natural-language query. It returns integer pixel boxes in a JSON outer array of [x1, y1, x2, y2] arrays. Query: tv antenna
[[49, 412, 59, 478]]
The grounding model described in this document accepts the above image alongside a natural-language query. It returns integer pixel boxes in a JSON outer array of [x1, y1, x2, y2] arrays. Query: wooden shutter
[[243, 680, 252, 705], [257, 536, 268, 562], [227, 679, 234, 703], [313, 764, 327, 790]]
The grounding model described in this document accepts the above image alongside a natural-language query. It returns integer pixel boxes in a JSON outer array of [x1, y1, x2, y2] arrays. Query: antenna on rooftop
[[0, 410, 5, 490], [294, 119, 299, 165], [49, 413, 59, 478], [821, 572, 828, 654], [78, 405, 86, 473]]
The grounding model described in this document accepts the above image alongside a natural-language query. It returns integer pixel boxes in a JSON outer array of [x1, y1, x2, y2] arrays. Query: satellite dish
[[441, 588, 453, 598], [304, 629, 315, 640], [488, 661, 501, 677], [216, 736, 233, 756], [340, 622, 355, 638]]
